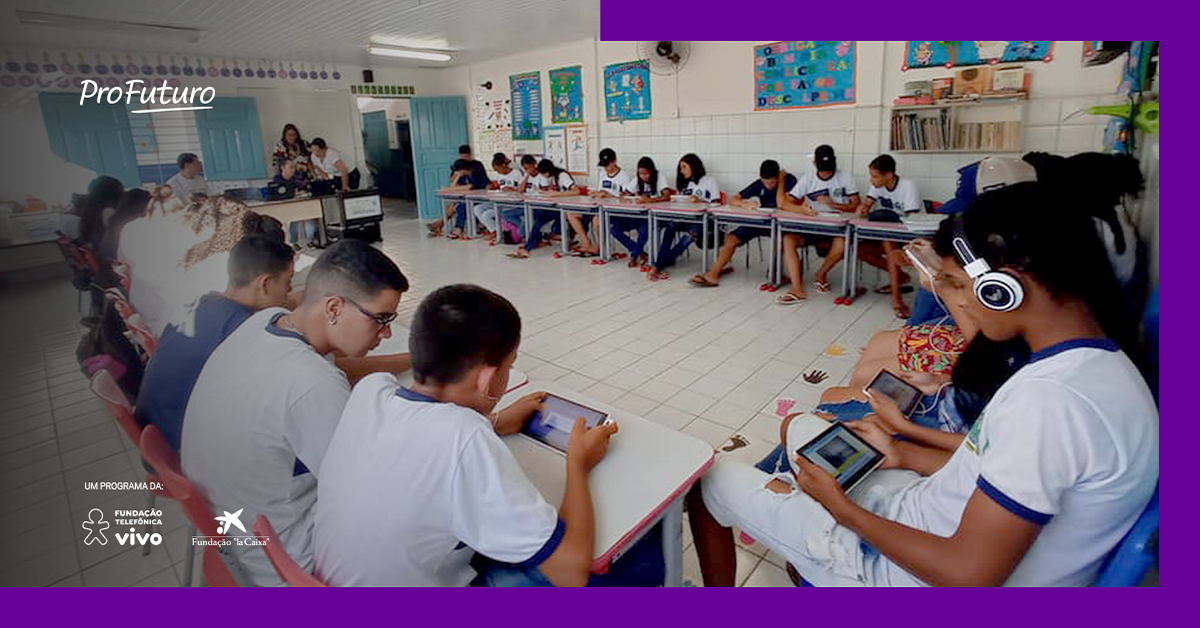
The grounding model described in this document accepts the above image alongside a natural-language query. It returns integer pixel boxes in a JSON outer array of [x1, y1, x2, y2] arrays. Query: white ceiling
[[0, 0, 600, 68]]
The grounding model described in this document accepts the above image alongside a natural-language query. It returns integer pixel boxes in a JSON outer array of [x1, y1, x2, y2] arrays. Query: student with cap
[[313, 284, 664, 587], [689, 159, 796, 287], [181, 240, 409, 586], [559, 148, 630, 256], [772, 145, 861, 304]]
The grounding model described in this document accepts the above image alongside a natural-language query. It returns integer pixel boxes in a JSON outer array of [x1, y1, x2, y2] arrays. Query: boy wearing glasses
[[182, 240, 409, 586]]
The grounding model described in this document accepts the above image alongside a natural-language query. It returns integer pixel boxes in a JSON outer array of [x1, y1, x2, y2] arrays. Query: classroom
[[0, 2, 1160, 589]]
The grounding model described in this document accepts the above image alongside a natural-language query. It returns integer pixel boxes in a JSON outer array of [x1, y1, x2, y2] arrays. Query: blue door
[[39, 93, 140, 186], [194, 97, 266, 180], [409, 97, 468, 219]]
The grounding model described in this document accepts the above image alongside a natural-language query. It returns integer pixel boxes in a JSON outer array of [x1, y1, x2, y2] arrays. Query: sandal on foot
[[689, 275, 719, 287], [814, 280, 831, 292], [776, 292, 807, 305]]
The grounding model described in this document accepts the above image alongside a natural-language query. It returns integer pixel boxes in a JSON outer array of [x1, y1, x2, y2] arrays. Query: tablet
[[521, 393, 610, 453], [796, 423, 885, 492], [865, 369, 923, 417]]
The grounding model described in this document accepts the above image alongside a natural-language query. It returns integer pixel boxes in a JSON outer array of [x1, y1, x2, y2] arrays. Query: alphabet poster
[[903, 41, 1053, 70], [549, 66, 584, 124], [604, 60, 651, 121], [754, 41, 856, 111], [510, 71, 542, 140]]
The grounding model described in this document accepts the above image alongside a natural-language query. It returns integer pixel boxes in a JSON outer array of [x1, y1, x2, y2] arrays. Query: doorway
[[356, 97, 415, 201]]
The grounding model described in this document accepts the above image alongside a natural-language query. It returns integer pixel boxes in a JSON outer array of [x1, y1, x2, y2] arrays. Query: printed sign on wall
[[604, 60, 651, 121], [549, 66, 584, 124], [754, 41, 856, 110], [903, 41, 1053, 70], [510, 71, 543, 140]]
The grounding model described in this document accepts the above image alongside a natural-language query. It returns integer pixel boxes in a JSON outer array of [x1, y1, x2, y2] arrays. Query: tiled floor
[[0, 198, 910, 587]]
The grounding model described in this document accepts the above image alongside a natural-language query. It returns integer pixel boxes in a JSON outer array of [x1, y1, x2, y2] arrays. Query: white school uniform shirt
[[595, 167, 634, 197], [789, 170, 859, 210], [165, 171, 210, 203], [885, 340, 1159, 586], [680, 174, 720, 202], [537, 171, 576, 192], [313, 149, 353, 179], [623, 172, 671, 196], [312, 374, 561, 586], [867, 176, 922, 213], [495, 169, 525, 190], [181, 308, 352, 586]]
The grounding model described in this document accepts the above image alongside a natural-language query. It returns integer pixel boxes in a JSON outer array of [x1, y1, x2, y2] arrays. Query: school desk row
[[437, 190, 945, 300]]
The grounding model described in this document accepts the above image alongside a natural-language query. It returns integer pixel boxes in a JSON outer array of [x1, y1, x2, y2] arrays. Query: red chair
[[110, 259, 132, 294], [105, 288, 158, 361], [140, 425, 240, 587], [55, 235, 102, 313], [253, 515, 326, 587]]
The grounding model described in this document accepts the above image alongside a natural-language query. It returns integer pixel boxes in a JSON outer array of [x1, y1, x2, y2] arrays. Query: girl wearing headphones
[[689, 182, 1157, 587]]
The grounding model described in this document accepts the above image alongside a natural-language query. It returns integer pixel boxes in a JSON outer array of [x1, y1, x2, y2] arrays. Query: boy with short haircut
[[137, 234, 295, 452], [182, 239, 408, 586], [858, 154, 923, 317], [689, 160, 795, 287], [315, 285, 664, 587], [773, 145, 861, 304], [166, 152, 210, 204], [473, 153, 524, 243]]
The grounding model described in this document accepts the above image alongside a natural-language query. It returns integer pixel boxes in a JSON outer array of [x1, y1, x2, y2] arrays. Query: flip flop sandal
[[689, 275, 719, 287], [552, 251, 563, 259], [505, 251, 529, 259], [570, 250, 599, 258], [776, 292, 807, 305], [814, 280, 831, 292], [640, 264, 651, 272], [591, 259, 607, 266], [893, 303, 911, 319], [612, 252, 629, 260]]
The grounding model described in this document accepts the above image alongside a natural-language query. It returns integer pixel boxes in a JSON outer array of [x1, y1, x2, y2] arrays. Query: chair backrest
[[253, 515, 327, 587], [139, 425, 240, 587], [89, 369, 142, 446], [105, 288, 158, 361], [1094, 487, 1159, 586], [110, 259, 132, 293]]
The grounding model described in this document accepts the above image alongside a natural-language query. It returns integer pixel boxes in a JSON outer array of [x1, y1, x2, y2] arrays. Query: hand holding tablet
[[521, 393, 615, 454]]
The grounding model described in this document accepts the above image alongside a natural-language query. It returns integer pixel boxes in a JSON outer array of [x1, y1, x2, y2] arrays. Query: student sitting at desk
[[506, 159, 579, 259], [647, 153, 719, 281], [568, 148, 633, 257], [689, 160, 796, 288], [688, 184, 1158, 587], [137, 233, 295, 452], [166, 152, 210, 205], [774, 145, 861, 304], [271, 159, 318, 250], [857, 154, 923, 318], [611, 156, 672, 269], [182, 240, 409, 585], [473, 153, 524, 244], [492, 155, 542, 246], [314, 284, 662, 587]]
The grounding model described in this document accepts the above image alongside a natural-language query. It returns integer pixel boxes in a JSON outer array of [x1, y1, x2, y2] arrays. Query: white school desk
[[772, 212, 854, 291], [597, 198, 652, 262], [497, 380, 713, 586], [523, 196, 563, 251], [369, 328, 528, 390], [845, 216, 941, 302], [247, 196, 329, 245], [555, 197, 605, 258], [709, 205, 778, 285], [463, 190, 519, 239], [648, 202, 715, 274]]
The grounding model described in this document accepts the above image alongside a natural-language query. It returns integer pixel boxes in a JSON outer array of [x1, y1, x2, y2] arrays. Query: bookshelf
[[889, 101, 1025, 153]]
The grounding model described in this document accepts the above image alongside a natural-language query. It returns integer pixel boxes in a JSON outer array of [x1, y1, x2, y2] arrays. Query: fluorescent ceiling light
[[367, 46, 451, 62], [17, 10, 202, 43]]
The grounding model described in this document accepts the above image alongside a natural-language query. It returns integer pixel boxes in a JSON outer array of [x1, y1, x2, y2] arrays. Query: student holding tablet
[[689, 183, 1157, 587], [611, 156, 672, 269], [314, 285, 663, 587]]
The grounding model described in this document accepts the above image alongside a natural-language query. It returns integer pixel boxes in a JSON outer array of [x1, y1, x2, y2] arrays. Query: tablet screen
[[521, 394, 609, 452], [867, 369, 923, 416], [798, 424, 884, 490]]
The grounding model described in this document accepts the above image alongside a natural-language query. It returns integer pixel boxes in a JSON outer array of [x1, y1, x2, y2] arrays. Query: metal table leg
[[662, 497, 684, 587], [701, 215, 710, 274], [465, 198, 477, 239], [523, 202, 533, 243]]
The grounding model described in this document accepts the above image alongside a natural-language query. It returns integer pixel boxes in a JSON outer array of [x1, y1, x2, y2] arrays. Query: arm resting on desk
[[334, 353, 412, 385]]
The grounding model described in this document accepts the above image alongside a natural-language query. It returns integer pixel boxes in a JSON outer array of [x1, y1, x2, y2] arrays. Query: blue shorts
[[729, 226, 769, 244], [470, 523, 665, 587]]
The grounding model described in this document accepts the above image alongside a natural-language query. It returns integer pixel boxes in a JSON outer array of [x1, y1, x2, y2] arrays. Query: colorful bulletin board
[[604, 61, 651, 121], [903, 41, 1054, 70], [754, 41, 856, 111], [510, 72, 543, 140], [549, 66, 584, 124]]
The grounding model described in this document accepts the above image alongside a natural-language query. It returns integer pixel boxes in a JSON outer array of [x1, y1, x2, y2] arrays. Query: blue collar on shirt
[[396, 387, 439, 403], [265, 312, 311, 346], [1028, 338, 1119, 364]]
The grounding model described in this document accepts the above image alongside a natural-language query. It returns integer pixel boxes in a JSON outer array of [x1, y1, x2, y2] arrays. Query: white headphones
[[951, 214, 1024, 312]]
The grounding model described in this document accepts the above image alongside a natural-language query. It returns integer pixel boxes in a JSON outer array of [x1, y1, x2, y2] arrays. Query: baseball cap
[[597, 148, 616, 167], [814, 145, 837, 171], [939, 156, 1037, 214]]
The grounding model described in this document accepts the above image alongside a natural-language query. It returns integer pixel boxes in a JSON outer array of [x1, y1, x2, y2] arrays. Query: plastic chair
[[253, 515, 326, 587], [1094, 488, 1159, 586], [110, 259, 132, 294], [104, 288, 158, 361], [139, 425, 240, 587]]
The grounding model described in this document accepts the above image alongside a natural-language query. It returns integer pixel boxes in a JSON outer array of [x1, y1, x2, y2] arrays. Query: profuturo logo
[[79, 78, 215, 114]]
